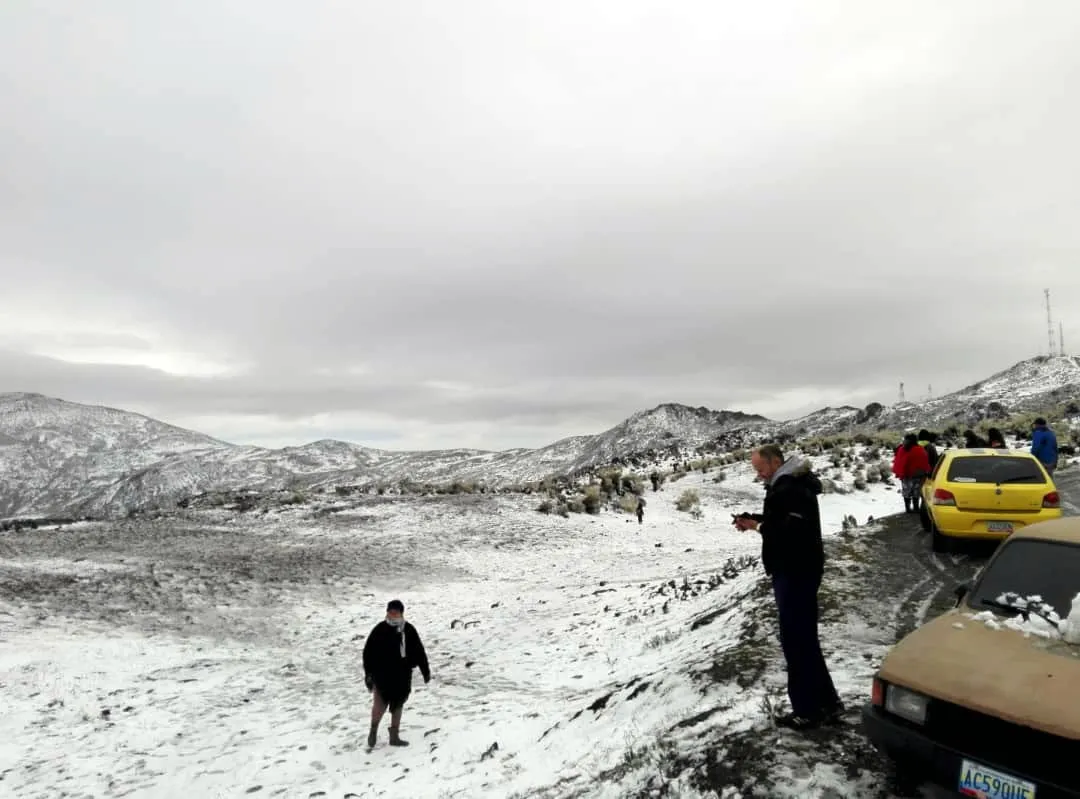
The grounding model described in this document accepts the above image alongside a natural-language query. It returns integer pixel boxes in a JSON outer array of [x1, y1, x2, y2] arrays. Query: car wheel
[[918, 505, 931, 532], [926, 510, 952, 552], [931, 525, 951, 553]]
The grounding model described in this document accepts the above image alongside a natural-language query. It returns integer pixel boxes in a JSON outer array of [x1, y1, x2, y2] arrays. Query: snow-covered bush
[[582, 486, 602, 514], [675, 489, 700, 512]]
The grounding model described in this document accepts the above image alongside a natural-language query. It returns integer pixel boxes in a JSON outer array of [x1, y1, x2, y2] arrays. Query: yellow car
[[919, 448, 1061, 552]]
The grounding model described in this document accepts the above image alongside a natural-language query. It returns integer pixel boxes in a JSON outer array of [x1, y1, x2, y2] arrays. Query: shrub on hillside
[[675, 489, 700, 512], [822, 477, 850, 495], [974, 409, 1062, 441], [618, 495, 640, 513], [598, 469, 623, 497], [583, 486, 602, 514]]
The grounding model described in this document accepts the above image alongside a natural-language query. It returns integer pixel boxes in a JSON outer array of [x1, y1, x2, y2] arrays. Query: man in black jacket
[[363, 599, 431, 748], [734, 444, 842, 730]]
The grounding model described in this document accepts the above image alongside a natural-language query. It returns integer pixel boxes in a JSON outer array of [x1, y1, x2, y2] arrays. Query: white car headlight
[[885, 684, 929, 724]]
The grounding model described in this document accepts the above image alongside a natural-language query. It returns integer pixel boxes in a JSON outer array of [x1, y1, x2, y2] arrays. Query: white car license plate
[[986, 521, 1013, 533], [958, 758, 1036, 798]]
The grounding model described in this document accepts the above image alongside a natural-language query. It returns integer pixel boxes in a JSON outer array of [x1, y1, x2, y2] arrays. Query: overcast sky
[[2, 1, 1079, 451]]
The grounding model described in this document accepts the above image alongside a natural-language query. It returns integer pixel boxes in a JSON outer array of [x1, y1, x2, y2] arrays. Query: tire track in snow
[[888, 566, 937, 639], [1057, 468, 1080, 516]]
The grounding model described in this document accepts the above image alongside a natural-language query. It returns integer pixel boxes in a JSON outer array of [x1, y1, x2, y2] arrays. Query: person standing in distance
[[734, 444, 843, 730], [1030, 417, 1059, 476], [363, 599, 431, 748]]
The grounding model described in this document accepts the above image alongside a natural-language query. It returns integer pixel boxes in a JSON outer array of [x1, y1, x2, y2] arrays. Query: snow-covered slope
[[0, 393, 229, 517], [4, 355, 1077, 517], [863, 355, 1080, 432], [527, 404, 766, 472], [0, 396, 768, 517], [90, 406, 769, 515], [0, 457, 901, 799], [774, 405, 864, 438]]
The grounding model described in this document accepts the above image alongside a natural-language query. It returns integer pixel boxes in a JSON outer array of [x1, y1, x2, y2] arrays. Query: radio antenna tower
[[927, 384, 933, 401], [1045, 289, 1055, 356], [1062, 322, 1066, 356], [898, 382, 905, 403]]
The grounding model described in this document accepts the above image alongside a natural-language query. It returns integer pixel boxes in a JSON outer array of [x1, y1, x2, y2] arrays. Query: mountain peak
[[958, 354, 1080, 394], [634, 402, 770, 423]]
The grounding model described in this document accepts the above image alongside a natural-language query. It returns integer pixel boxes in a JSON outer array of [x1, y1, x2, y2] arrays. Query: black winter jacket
[[363, 621, 431, 694], [751, 458, 825, 577]]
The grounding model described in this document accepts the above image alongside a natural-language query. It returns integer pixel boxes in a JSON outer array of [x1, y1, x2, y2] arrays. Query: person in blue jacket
[[1030, 417, 1059, 476]]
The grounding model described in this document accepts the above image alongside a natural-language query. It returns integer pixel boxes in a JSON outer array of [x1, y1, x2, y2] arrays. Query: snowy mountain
[[0, 393, 228, 518], [774, 405, 865, 438], [857, 354, 1080, 432], [2, 355, 1076, 517], [0, 394, 766, 517]]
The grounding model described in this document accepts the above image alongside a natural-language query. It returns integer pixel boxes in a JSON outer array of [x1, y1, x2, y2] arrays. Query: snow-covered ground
[[0, 453, 930, 798]]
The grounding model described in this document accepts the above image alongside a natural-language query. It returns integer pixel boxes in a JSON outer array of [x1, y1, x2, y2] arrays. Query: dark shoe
[[388, 727, 409, 746], [367, 725, 377, 748], [822, 701, 846, 724], [774, 711, 823, 730]]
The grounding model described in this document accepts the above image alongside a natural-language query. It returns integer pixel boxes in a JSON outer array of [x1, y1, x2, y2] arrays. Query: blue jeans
[[772, 571, 841, 717]]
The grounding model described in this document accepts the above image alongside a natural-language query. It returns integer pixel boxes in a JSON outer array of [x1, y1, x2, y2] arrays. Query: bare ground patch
[[0, 503, 463, 641]]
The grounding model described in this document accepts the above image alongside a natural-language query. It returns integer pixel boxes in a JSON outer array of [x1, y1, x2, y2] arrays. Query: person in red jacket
[[892, 433, 931, 514]]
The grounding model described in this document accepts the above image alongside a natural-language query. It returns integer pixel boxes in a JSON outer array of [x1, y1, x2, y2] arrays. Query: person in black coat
[[734, 444, 842, 730], [363, 599, 431, 748], [963, 429, 988, 448]]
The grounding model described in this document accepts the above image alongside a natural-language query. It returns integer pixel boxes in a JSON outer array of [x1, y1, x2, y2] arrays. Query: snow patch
[[966, 592, 1080, 640], [1062, 592, 1080, 645]]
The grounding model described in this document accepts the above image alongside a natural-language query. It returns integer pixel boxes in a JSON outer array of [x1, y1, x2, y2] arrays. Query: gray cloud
[[2, 1, 1079, 448]]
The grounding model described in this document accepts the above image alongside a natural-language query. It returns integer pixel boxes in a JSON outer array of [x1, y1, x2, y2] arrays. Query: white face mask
[[386, 616, 405, 629]]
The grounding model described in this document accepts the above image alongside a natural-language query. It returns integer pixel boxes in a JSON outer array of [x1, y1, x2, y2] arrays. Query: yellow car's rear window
[[947, 456, 1045, 484]]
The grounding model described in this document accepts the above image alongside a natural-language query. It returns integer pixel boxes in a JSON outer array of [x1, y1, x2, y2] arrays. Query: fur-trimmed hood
[[769, 456, 822, 495]]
